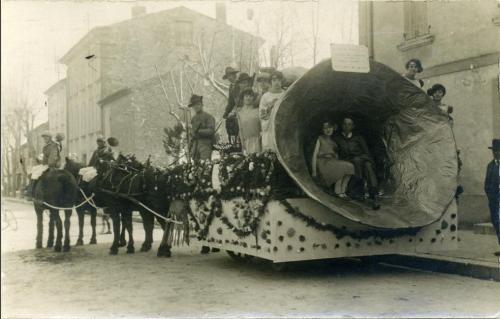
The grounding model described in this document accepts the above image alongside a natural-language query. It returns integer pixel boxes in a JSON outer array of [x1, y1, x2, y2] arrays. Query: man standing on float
[[189, 94, 216, 162]]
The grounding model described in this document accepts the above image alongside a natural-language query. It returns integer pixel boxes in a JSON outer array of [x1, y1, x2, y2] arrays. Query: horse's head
[[64, 157, 84, 177]]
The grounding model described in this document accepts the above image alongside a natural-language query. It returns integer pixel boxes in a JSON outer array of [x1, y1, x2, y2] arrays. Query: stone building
[[45, 78, 68, 157], [59, 5, 261, 165], [359, 0, 500, 226]]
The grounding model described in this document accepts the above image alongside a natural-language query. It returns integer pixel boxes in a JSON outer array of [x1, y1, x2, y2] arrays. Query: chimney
[[131, 5, 146, 19], [215, 2, 227, 24]]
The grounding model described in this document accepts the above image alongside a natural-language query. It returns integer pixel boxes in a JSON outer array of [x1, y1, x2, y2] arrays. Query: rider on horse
[[28, 131, 61, 196]]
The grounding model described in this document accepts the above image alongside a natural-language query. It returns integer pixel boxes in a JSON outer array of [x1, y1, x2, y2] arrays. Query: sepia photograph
[[1, 0, 500, 318]]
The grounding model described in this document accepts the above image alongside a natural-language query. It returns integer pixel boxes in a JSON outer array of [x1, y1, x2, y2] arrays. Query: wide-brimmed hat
[[41, 131, 52, 138], [96, 135, 105, 142], [488, 139, 500, 151], [237, 72, 253, 84], [188, 94, 203, 107], [222, 66, 239, 80]]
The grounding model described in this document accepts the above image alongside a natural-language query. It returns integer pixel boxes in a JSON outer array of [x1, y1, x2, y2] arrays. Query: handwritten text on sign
[[330, 44, 370, 73]]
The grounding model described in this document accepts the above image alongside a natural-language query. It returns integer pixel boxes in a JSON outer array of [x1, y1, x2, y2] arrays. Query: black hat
[[488, 139, 500, 151], [222, 66, 238, 80], [188, 94, 203, 107], [237, 72, 253, 83]]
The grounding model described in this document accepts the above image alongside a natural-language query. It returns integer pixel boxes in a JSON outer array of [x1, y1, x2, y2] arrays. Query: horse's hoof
[[54, 244, 62, 252], [89, 237, 97, 245], [126, 246, 135, 254], [36, 242, 43, 249], [76, 238, 84, 246], [46, 240, 54, 248], [200, 246, 210, 254], [119, 240, 127, 247], [109, 247, 119, 255], [141, 243, 151, 252], [63, 245, 71, 252]]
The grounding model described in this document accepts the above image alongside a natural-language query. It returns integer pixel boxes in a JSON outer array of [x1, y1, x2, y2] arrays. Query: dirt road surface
[[2, 199, 500, 318]]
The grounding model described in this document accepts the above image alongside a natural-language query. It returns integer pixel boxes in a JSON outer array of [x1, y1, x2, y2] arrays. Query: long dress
[[237, 105, 262, 154], [259, 90, 284, 150], [311, 135, 355, 187]]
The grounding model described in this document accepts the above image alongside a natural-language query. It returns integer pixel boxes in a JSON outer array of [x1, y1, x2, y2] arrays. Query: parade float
[[166, 58, 459, 267]]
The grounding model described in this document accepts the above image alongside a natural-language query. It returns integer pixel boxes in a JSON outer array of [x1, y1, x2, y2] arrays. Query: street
[[1, 199, 499, 318]]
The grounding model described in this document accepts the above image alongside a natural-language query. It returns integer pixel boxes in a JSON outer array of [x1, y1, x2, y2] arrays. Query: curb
[[373, 254, 499, 282]]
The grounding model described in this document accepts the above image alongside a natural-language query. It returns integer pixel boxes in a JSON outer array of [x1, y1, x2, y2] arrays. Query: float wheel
[[226, 250, 254, 263]]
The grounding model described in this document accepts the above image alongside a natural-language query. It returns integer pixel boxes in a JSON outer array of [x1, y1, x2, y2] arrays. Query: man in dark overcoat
[[189, 94, 215, 162], [88, 136, 113, 167], [484, 139, 500, 255]]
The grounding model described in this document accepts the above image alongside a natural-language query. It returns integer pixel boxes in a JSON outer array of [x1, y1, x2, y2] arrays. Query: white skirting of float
[[189, 197, 458, 263]]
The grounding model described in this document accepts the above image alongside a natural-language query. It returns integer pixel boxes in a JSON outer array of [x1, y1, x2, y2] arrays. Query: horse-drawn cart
[[182, 59, 459, 266]]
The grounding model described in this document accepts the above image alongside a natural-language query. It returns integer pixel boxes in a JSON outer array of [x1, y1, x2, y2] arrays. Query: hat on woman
[[237, 72, 253, 84]]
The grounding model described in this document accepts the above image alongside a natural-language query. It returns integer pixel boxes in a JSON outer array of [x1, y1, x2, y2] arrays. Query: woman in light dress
[[236, 88, 261, 154], [259, 71, 285, 150], [311, 121, 355, 197]]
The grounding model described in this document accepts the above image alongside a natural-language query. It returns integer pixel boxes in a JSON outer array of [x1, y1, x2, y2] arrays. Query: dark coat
[[484, 159, 499, 203], [88, 146, 113, 167], [191, 111, 216, 161], [333, 133, 373, 162], [42, 140, 61, 168]]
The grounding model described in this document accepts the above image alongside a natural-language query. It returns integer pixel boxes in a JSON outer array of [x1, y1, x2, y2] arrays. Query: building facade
[[59, 6, 261, 165], [45, 78, 68, 157], [359, 0, 500, 225]]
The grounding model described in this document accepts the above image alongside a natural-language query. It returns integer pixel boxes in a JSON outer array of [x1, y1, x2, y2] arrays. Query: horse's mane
[[116, 153, 146, 171]]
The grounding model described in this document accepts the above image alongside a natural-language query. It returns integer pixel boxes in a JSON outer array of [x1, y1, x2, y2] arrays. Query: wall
[[361, 0, 500, 226], [46, 79, 68, 156]]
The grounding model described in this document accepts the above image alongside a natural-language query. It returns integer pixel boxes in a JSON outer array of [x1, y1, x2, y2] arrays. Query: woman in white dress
[[236, 89, 261, 154], [259, 71, 284, 150]]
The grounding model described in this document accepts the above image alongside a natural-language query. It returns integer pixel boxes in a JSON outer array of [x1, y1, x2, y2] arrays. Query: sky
[[1, 0, 358, 126]]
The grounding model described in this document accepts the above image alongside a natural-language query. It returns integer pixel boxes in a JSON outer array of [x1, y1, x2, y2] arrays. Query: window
[[175, 20, 193, 46], [403, 1, 430, 41]]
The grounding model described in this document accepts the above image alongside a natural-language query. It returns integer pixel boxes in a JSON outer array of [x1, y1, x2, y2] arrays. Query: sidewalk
[[375, 230, 500, 281]]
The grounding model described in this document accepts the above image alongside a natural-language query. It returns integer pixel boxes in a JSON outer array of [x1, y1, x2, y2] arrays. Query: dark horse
[[33, 168, 78, 252], [94, 155, 146, 255], [63, 157, 100, 246]]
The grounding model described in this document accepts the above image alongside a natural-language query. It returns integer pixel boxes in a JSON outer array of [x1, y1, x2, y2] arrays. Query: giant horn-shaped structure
[[272, 59, 458, 229]]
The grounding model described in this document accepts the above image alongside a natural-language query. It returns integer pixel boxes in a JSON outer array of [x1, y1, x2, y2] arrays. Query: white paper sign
[[330, 44, 370, 73]]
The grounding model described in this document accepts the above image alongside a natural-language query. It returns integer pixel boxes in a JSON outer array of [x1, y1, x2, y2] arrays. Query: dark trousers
[[350, 157, 378, 193], [488, 198, 500, 244]]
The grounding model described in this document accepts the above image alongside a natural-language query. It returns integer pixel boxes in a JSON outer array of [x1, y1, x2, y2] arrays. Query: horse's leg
[[139, 210, 153, 252], [76, 208, 84, 246], [47, 210, 55, 248], [125, 212, 135, 254], [89, 208, 97, 244], [119, 216, 127, 247], [35, 206, 44, 249], [105, 215, 112, 234], [52, 209, 63, 252], [157, 222, 172, 258], [109, 212, 120, 255], [63, 209, 72, 252]]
